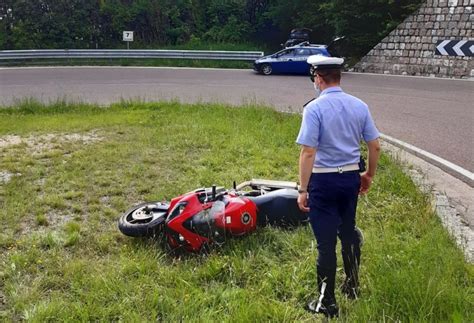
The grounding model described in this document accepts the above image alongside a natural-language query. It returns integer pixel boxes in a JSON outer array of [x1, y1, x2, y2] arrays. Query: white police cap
[[307, 55, 344, 70]]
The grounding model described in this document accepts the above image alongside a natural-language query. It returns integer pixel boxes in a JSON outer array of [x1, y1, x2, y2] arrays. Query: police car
[[254, 37, 345, 75], [254, 42, 330, 75]]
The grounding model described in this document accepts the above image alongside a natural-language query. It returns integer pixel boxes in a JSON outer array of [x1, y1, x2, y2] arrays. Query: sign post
[[123, 31, 134, 50]]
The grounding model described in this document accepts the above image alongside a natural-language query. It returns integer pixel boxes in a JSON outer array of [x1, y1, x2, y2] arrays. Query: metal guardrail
[[0, 49, 264, 61]]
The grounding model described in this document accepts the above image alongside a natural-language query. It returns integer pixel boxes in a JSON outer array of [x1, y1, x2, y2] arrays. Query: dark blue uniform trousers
[[308, 171, 361, 303]]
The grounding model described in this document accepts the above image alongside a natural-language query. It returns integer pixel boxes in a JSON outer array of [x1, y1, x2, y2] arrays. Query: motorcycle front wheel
[[118, 202, 168, 237]]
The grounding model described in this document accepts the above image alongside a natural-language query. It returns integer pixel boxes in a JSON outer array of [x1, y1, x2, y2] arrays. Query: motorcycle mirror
[[212, 185, 216, 200], [233, 181, 236, 190]]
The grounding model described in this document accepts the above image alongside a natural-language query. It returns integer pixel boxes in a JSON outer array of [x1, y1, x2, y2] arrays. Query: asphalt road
[[1, 66, 473, 171]]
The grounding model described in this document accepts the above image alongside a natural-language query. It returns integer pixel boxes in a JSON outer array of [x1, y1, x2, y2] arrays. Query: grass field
[[0, 101, 472, 321]]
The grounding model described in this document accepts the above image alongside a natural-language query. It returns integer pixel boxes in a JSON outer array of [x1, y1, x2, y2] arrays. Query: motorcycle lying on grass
[[118, 179, 310, 252], [118, 178, 365, 253]]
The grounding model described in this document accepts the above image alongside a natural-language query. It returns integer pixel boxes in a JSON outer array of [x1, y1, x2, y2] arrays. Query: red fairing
[[223, 196, 257, 235], [165, 192, 257, 252], [168, 194, 185, 212], [166, 193, 210, 252]]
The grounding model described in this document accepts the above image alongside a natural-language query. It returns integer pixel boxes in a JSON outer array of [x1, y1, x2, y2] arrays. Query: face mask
[[313, 82, 320, 97]]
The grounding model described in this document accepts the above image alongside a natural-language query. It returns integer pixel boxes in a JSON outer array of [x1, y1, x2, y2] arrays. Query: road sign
[[435, 40, 474, 57], [123, 31, 134, 42]]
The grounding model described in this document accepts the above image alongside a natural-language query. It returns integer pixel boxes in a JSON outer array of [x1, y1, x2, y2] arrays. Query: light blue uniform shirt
[[296, 86, 380, 168]]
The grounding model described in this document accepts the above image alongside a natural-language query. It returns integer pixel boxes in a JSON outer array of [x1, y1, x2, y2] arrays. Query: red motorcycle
[[118, 179, 308, 252]]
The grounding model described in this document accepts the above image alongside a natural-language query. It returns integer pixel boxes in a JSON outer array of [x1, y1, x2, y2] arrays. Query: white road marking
[[344, 71, 472, 81], [381, 133, 474, 186]]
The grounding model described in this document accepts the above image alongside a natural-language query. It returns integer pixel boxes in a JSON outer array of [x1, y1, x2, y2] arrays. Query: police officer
[[296, 55, 381, 318]]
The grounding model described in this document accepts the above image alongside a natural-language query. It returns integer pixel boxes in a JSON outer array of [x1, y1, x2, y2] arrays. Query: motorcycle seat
[[246, 189, 308, 226]]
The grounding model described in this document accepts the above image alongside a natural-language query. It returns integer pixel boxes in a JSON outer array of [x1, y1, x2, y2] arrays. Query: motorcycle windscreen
[[183, 201, 226, 244]]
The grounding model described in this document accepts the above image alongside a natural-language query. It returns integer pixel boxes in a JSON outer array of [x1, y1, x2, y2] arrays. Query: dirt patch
[[0, 130, 103, 155], [1, 131, 103, 187], [43, 210, 76, 229], [19, 210, 76, 237], [100, 196, 112, 208], [0, 171, 19, 184]]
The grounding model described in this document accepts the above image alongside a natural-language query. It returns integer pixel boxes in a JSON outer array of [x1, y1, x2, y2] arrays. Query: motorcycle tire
[[118, 202, 168, 237]]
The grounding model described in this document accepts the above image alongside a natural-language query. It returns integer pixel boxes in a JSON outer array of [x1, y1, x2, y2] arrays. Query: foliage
[[0, 101, 472, 321], [316, 0, 425, 59], [1, 0, 424, 58]]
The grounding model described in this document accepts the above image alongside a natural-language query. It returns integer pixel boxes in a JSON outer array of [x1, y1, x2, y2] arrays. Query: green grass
[[0, 101, 472, 322]]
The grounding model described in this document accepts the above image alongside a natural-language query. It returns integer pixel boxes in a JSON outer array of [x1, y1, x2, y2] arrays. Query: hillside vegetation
[[1, 0, 423, 58]]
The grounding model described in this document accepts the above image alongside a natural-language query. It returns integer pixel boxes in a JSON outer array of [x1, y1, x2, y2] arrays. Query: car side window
[[277, 49, 295, 58], [296, 48, 311, 56], [310, 49, 323, 55]]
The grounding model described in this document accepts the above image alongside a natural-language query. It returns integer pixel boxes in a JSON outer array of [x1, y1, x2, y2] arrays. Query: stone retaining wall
[[353, 0, 473, 78]]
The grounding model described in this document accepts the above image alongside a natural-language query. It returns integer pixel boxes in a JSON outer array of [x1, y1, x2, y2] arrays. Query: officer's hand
[[359, 172, 373, 194], [297, 192, 310, 212]]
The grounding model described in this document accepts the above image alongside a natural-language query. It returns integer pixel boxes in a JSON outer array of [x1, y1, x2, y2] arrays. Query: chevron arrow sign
[[435, 40, 474, 57]]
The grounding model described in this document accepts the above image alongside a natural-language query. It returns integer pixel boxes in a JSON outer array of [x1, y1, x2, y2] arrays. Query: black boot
[[341, 277, 359, 300], [340, 227, 362, 299], [306, 297, 339, 318], [306, 267, 339, 318]]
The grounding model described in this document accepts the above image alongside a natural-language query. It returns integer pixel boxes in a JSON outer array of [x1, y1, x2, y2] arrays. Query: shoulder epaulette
[[303, 98, 316, 108]]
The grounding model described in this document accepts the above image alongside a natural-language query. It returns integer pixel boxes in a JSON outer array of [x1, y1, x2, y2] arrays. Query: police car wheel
[[261, 64, 272, 75], [309, 66, 315, 75]]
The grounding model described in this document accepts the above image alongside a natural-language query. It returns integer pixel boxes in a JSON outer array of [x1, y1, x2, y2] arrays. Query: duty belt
[[312, 163, 359, 174]]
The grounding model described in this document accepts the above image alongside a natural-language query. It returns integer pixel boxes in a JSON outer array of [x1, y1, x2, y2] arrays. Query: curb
[[380, 140, 474, 263], [344, 71, 473, 82], [380, 133, 474, 187]]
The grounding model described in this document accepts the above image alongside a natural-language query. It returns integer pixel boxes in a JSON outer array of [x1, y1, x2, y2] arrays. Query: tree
[[318, 0, 424, 57], [1, 0, 424, 58]]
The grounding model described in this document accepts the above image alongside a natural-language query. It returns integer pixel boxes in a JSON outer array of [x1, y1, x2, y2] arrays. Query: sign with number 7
[[123, 31, 134, 42]]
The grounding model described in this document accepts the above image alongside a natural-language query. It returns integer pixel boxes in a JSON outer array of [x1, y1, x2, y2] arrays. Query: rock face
[[353, 0, 473, 78]]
